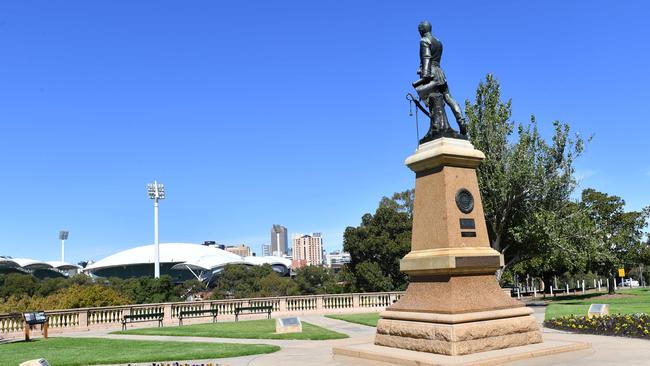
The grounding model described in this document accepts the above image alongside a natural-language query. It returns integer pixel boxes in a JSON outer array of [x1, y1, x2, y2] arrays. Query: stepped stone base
[[334, 336, 590, 366], [375, 314, 542, 356]]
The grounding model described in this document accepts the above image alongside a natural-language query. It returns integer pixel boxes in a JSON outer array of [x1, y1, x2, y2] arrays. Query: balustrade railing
[[0, 291, 403, 337]]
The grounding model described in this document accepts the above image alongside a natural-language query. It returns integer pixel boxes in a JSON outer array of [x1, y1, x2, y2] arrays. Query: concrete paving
[[57, 310, 650, 366]]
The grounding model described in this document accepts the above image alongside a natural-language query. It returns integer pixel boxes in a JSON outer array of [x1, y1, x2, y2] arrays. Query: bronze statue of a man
[[412, 20, 467, 142]]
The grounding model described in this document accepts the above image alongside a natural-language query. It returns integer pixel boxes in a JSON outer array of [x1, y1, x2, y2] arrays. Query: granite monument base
[[375, 310, 541, 356], [334, 336, 590, 366]]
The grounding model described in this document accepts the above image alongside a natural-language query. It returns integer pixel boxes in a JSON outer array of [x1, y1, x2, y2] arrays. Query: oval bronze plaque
[[455, 188, 474, 214]]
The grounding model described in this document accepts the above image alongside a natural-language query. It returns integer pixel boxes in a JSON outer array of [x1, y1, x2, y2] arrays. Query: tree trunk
[[608, 271, 615, 295], [543, 273, 554, 297]]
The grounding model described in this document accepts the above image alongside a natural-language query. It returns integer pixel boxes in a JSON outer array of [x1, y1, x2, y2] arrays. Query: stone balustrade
[[0, 291, 403, 337]]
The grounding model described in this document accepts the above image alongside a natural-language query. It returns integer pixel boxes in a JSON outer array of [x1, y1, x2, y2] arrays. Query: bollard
[[565, 283, 569, 295], [517, 287, 521, 299], [594, 279, 597, 289], [550, 286, 554, 296], [533, 287, 537, 298], [582, 280, 585, 293], [614, 281, 617, 291]]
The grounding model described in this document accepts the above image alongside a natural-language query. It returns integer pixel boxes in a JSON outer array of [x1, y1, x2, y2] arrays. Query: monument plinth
[[374, 138, 542, 356]]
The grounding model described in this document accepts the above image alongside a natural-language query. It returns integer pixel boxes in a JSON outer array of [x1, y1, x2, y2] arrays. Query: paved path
[[60, 310, 650, 366], [63, 315, 378, 366]]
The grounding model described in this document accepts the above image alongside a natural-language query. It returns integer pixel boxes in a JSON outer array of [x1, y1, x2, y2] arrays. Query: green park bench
[[178, 308, 218, 326], [121, 311, 164, 331], [234, 305, 272, 322]]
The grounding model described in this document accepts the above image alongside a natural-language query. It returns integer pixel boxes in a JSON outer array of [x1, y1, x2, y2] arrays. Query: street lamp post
[[59, 230, 69, 263], [147, 181, 166, 278]]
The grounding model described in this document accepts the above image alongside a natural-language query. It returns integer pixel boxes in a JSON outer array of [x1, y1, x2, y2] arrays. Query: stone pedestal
[[374, 138, 542, 356]]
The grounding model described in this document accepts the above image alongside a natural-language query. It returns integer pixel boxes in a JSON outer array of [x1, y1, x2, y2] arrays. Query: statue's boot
[[458, 119, 468, 135]]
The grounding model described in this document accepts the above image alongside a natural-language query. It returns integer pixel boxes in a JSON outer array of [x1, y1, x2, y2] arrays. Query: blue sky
[[1, 1, 649, 263]]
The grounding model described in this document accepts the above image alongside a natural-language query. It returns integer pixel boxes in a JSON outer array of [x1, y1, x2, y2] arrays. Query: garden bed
[[545, 313, 650, 339]]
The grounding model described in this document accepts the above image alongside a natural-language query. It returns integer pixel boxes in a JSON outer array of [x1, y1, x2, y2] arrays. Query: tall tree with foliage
[[210, 264, 298, 299], [580, 188, 650, 294], [465, 74, 586, 275], [292, 266, 342, 295], [343, 191, 413, 292], [507, 201, 596, 292]]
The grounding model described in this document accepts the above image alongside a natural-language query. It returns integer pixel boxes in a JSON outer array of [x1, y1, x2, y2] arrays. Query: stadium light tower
[[59, 230, 69, 263], [147, 181, 166, 278]]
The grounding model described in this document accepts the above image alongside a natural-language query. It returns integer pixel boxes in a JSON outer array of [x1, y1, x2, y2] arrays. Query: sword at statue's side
[[406, 92, 429, 117]]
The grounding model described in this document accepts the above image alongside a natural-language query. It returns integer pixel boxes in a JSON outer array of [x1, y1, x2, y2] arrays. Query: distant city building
[[325, 250, 351, 273], [261, 243, 272, 257], [292, 233, 323, 266], [271, 224, 288, 256], [225, 244, 252, 257], [292, 259, 308, 269]]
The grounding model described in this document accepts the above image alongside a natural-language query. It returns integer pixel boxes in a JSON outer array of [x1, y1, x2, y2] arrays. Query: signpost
[[23, 312, 48, 341]]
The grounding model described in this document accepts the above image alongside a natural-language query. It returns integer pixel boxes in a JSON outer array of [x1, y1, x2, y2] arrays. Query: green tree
[[52, 285, 130, 309], [343, 191, 412, 292], [506, 201, 596, 292], [0, 273, 38, 299], [108, 275, 180, 304], [292, 266, 340, 295], [211, 264, 296, 299], [580, 188, 650, 294], [465, 74, 586, 274]]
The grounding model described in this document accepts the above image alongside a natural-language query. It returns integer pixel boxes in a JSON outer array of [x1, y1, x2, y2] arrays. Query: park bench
[[178, 308, 218, 326], [234, 305, 272, 322], [121, 311, 164, 331]]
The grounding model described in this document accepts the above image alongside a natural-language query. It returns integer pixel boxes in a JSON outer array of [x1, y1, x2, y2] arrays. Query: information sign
[[587, 303, 609, 319], [276, 316, 302, 334], [23, 312, 47, 326]]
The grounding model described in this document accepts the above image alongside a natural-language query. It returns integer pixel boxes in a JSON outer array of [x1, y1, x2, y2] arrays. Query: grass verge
[[325, 313, 380, 327], [545, 288, 650, 320], [0, 337, 279, 366], [114, 319, 348, 340]]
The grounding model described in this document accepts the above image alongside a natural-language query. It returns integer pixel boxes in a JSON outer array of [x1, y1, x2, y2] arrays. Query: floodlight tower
[[59, 230, 69, 263], [147, 181, 166, 278]]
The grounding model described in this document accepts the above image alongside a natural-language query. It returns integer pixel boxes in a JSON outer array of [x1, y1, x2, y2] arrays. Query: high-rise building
[[292, 233, 323, 266], [271, 224, 288, 256], [261, 243, 272, 257], [224, 244, 252, 257]]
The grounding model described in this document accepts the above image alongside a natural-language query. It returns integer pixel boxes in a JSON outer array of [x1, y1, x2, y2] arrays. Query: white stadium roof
[[171, 254, 291, 272], [242, 255, 292, 268], [85, 243, 243, 271], [171, 254, 244, 271], [0, 256, 80, 274]]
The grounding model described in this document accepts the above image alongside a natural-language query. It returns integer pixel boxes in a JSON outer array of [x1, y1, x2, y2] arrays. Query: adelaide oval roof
[[84, 243, 243, 271]]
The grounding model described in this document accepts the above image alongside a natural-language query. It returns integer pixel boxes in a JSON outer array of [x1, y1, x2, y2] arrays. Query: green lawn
[[114, 319, 348, 340], [0, 337, 279, 366], [545, 288, 650, 320], [326, 313, 380, 327]]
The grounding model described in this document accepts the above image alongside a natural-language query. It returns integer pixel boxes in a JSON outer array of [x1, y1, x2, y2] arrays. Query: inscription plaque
[[276, 316, 302, 334], [459, 218, 475, 230], [461, 231, 477, 237]]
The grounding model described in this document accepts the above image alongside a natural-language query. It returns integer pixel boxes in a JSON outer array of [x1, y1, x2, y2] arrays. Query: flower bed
[[545, 313, 650, 338]]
